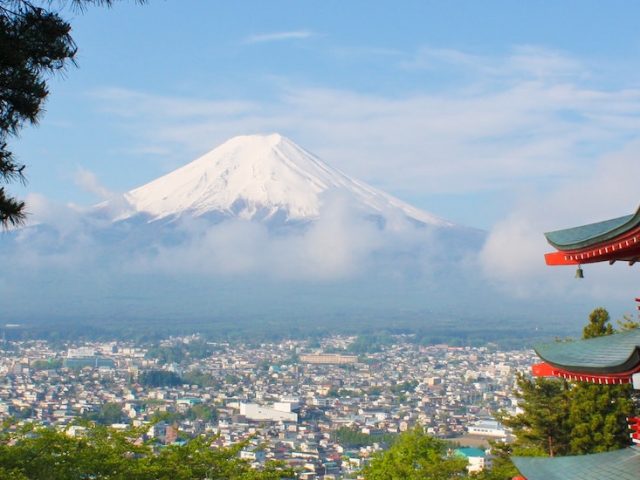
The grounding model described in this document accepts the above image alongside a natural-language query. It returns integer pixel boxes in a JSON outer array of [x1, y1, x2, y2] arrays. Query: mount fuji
[[1, 134, 510, 333], [103, 133, 453, 229]]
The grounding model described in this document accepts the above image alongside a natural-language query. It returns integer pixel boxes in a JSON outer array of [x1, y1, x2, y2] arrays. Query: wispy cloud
[[401, 45, 585, 81], [91, 87, 256, 118], [243, 30, 315, 44], [74, 167, 115, 200], [89, 51, 640, 198]]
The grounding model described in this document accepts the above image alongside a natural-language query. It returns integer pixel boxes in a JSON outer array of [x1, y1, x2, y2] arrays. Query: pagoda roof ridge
[[534, 328, 640, 374], [545, 205, 640, 251]]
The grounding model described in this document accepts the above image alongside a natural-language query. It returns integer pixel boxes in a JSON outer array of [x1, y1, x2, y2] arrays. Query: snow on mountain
[[112, 134, 453, 227]]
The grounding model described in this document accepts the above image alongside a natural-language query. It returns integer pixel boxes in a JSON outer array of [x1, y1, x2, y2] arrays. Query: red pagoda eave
[[545, 227, 640, 266], [532, 362, 640, 384]]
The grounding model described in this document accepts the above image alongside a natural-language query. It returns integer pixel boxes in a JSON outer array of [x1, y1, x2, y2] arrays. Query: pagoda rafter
[[529, 327, 640, 386], [544, 205, 640, 266]]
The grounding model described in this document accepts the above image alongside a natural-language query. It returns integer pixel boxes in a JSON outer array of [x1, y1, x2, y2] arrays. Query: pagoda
[[544, 205, 640, 267], [511, 205, 640, 480], [531, 328, 640, 386]]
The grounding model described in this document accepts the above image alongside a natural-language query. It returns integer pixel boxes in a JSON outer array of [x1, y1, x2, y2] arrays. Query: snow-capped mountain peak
[[116, 133, 452, 227]]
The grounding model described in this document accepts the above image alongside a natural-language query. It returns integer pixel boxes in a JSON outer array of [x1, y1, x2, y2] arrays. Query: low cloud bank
[[480, 142, 640, 304], [1, 190, 492, 323], [4, 186, 630, 327], [9, 190, 479, 281]]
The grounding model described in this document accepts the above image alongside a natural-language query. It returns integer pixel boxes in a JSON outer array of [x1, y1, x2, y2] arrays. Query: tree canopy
[[582, 307, 614, 339], [362, 426, 468, 480], [500, 375, 571, 457], [139, 369, 183, 387], [568, 307, 636, 453], [501, 307, 637, 458], [0, 0, 143, 227], [0, 422, 292, 480]]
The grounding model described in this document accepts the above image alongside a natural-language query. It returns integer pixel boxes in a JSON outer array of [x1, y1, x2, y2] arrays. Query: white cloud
[[9, 186, 463, 286], [243, 30, 315, 44], [74, 167, 114, 200], [91, 87, 256, 118], [400, 46, 488, 71], [90, 74, 640, 200], [401, 45, 584, 81], [125, 190, 403, 281], [479, 141, 640, 300]]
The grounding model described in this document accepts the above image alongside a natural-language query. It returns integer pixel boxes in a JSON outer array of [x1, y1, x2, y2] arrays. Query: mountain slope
[[112, 134, 452, 227], [0, 134, 502, 327]]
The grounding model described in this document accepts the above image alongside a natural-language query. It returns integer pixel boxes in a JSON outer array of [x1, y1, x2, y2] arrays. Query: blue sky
[[10, 1, 640, 230], [6, 1, 640, 325]]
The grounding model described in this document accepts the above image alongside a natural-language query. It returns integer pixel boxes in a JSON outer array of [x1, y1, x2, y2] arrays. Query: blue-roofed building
[[455, 447, 489, 473]]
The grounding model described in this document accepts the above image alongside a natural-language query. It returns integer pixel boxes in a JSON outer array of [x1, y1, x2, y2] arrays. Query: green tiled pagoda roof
[[512, 446, 640, 480], [544, 206, 640, 251], [534, 328, 640, 374]]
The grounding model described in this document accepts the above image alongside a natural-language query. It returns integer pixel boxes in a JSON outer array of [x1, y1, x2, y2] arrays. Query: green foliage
[[146, 345, 185, 364], [30, 358, 63, 370], [471, 442, 519, 480], [367, 386, 383, 397], [10, 406, 34, 419], [568, 382, 634, 453], [390, 380, 418, 394], [139, 370, 183, 387], [582, 307, 614, 339], [151, 403, 217, 425], [362, 426, 468, 480], [182, 369, 218, 388], [333, 426, 396, 448], [617, 314, 640, 332], [499, 375, 571, 456], [0, 423, 148, 479], [331, 388, 359, 398], [84, 402, 125, 425], [348, 334, 393, 354], [0, 422, 293, 480], [185, 404, 217, 422], [326, 387, 340, 398], [150, 410, 183, 425], [224, 373, 241, 384]]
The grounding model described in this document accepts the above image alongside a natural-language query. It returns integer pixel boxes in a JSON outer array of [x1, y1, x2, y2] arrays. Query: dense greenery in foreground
[[10, 410, 635, 480], [0, 423, 291, 480], [362, 426, 519, 480], [364, 427, 467, 479], [0, 423, 517, 480]]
